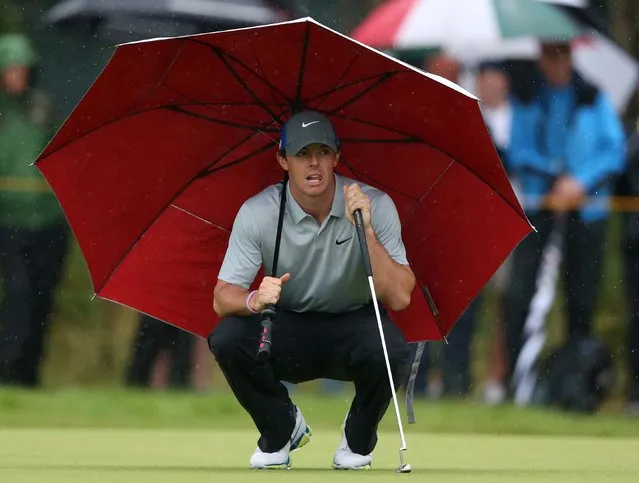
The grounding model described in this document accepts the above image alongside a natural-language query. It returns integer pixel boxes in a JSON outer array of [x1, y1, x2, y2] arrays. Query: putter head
[[397, 448, 411, 473]]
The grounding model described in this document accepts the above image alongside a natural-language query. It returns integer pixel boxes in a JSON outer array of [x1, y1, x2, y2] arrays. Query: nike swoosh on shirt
[[302, 121, 319, 128], [336, 237, 353, 245]]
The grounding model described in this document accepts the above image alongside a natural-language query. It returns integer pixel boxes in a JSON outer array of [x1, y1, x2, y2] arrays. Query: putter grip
[[257, 304, 276, 362], [354, 209, 373, 277]]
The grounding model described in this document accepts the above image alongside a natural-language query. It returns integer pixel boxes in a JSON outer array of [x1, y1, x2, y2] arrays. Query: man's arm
[[344, 184, 415, 311], [508, 101, 562, 179], [213, 280, 255, 317], [365, 226, 416, 311], [213, 203, 262, 317], [570, 94, 626, 191]]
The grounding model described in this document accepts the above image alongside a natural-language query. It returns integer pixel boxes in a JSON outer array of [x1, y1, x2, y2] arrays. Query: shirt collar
[[330, 174, 345, 219], [285, 173, 345, 224]]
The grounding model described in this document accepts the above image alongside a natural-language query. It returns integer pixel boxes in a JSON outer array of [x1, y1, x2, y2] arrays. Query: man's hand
[[344, 183, 371, 229], [250, 273, 291, 312], [546, 176, 586, 212]]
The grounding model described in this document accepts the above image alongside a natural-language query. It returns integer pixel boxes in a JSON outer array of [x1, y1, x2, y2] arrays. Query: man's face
[[539, 44, 572, 87], [1, 65, 30, 95], [477, 69, 509, 108], [277, 143, 339, 198]]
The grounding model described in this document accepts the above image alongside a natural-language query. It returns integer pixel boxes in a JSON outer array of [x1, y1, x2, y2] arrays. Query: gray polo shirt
[[218, 174, 408, 313]]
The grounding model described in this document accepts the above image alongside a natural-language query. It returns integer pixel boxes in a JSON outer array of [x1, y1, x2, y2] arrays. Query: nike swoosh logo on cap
[[302, 121, 319, 128]]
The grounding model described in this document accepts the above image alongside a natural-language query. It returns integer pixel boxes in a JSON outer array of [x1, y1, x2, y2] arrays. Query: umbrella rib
[[35, 101, 281, 163], [405, 160, 455, 223], [293, 21, 311, 112], [197, 140, 276, 178], [305, 70, 404, 105], [186, 38, 292, 103], [163, 80, 284, 125], [327, 111, 422, 140], [339, 155, 419, 202], [174, 101, 288, 108], [326, 72, 398, 114], [188, 39, 287, 124], [339, 138, 421, 144], [163, 82, 286, 127], [250, 41, 289, 125], [454, 156, 526, 221], [95, 127, 275, 294], [35, 106, 178, 162], [327, 112, 522, 217], [170, 204, 230, 233], [164, 105, 278, 132], [311, 53, 362, 112]]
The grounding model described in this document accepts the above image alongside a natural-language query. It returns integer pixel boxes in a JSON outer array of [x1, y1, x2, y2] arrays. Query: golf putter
[[353, 209, 412, 474]]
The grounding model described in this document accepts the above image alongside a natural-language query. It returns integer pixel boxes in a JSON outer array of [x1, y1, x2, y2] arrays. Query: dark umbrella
[[45, 0, 286, 42]]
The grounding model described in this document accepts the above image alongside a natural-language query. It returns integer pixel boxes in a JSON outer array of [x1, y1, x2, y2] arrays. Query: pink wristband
[[246, 290, 259, 314]]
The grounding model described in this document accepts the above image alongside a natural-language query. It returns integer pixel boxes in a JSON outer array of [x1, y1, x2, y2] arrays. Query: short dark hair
[[540, 41, 572, 56], [478, 60, 506, 74]]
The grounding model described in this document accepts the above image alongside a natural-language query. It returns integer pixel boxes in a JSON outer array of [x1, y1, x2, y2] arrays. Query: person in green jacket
[[0, 33, 68, 386]]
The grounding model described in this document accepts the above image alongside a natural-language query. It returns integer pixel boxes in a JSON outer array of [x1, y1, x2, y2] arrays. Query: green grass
[[0, 388, 638, 437], [1, 389, 638, 481], [1, 428, 638, 482]]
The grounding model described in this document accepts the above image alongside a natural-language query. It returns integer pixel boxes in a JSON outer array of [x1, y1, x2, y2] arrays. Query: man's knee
[[354, 337, 410, 376], [207, 316, 247, 363]]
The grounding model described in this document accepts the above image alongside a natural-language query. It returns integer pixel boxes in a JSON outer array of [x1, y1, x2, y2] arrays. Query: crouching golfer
[[208, 110, 415, 470]]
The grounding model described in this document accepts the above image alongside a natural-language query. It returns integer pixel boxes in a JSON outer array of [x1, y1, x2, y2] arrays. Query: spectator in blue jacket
[[504, 41, 626, 389]]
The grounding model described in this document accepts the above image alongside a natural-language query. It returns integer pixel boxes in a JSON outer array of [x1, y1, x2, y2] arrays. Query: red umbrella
[[35, 17, 531, 344]]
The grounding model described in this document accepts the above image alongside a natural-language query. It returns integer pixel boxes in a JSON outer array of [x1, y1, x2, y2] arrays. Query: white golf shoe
[[249, 406, 312, 469], [332, 430, 372, 470]]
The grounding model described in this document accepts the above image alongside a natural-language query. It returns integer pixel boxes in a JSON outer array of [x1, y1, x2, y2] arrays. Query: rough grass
[[0, 388, 638, 437]]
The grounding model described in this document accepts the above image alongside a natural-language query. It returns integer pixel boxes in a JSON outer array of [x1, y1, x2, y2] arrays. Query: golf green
[[1, 428, 637, 482]]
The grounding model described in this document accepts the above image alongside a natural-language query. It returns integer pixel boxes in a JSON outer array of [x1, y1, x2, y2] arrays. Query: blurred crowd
[[0, 0, 638, 417]]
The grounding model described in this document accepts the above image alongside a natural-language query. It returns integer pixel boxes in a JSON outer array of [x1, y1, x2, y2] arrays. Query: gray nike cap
[[279, 110, 340, 156]]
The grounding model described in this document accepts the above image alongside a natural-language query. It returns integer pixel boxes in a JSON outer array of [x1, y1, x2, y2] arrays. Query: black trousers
[[0, 224, 68, 386], [407, 295, 480, 398], [504, 211, 606, 380], [126, 314, 195, 388], [623, 246, 639, 400], [208, 304, 409, 455]]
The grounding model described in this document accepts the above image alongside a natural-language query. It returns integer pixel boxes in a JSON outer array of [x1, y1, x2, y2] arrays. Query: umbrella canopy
[[45, 0, 286, 41], [350, 0, 582, 51], [539, 0, 606, 32], [35, 17, 532, 343], [446, 0, 639, 114]]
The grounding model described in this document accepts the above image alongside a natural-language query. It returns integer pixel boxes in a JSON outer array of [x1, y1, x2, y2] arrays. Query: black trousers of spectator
[[208, 304, 409, 455], [504, 211, 606, 380], [0, 224, 68, 386], [407, 295, 480, 398], [623, 243, 639, 402], [126, 314, 194, 388]]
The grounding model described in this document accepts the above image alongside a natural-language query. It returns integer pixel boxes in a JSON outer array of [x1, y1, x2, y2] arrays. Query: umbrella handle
[[255, 176, 288, 362], [257, 304, 276, 363], [354, 210, 372, 277]]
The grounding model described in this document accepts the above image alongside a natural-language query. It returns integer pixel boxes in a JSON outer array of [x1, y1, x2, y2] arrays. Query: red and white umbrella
[[351, 0, 581, 51]]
